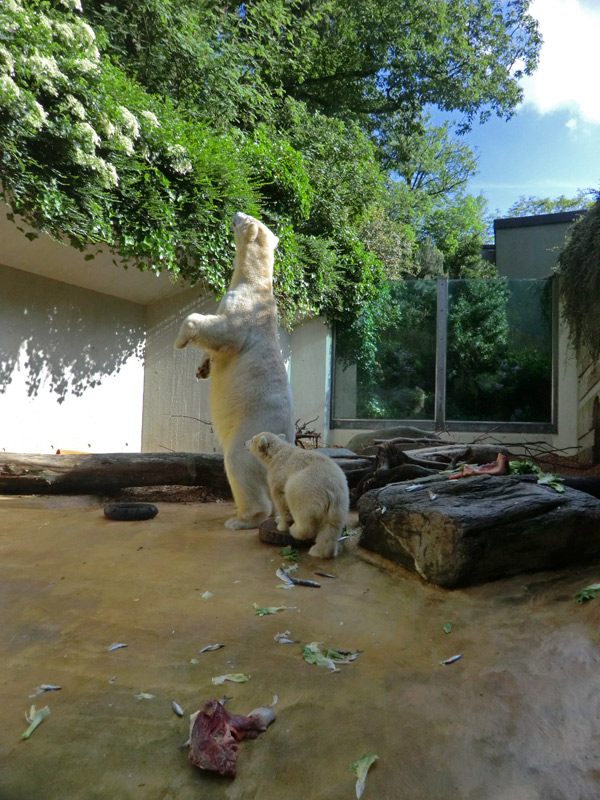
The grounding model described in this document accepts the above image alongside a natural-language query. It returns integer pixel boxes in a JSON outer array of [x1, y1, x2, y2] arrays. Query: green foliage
[[1, 0, 543, 327], [574, 583, 600, 604], [557, 196, 600, 359], [505, 190, 595, 218]]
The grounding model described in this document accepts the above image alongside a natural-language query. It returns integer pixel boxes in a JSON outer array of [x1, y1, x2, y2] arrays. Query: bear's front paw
[[174, 314, 203, 350], [196, 358, 211, 379]]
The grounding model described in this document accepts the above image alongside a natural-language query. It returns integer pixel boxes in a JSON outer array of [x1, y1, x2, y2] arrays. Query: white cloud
[[520, 0, 600, 124]]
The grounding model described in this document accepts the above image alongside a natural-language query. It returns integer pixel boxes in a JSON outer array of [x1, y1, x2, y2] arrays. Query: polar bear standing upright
[[174, 212, 294, 529]]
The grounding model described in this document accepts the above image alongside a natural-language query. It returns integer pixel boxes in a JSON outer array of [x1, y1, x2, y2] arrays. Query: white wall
[[142, 286, 218, 453], [288, 317, 332, 444], [0, 264, 146, 454]]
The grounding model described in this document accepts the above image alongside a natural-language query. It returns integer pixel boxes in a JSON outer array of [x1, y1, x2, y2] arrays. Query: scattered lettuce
[[350, 753, 379, 798], [211, 673, 250, 685], [279, 546, 300, 563], [575, 583, 600, 603], [443, 622, 452, 634], [253, 603, 288, 616], [509, 460, 565, 493], [21, 705, 51, 740], [302, 642, 360, 672]]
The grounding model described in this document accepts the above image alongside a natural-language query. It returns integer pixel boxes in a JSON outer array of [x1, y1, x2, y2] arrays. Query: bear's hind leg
[[308, 507, 347, 559], [224, 444, 271, 530]]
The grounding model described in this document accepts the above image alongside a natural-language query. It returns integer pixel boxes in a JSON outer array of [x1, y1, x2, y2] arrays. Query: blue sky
[[459, 0, 600, 219]]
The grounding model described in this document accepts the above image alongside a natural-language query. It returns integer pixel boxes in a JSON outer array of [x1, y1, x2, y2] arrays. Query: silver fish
[[172, 700, 184, 717], [440, 654, 462, 665], [107, 642, 128, 652], [198, 643, 224, 654], [29, 684, 62, 697]]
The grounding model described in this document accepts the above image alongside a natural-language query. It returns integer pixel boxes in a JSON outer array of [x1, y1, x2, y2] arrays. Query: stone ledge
[[358, 474, 600, 588]]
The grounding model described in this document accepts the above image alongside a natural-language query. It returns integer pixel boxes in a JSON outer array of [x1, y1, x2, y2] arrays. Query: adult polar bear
[[174, 212, 295, 529]]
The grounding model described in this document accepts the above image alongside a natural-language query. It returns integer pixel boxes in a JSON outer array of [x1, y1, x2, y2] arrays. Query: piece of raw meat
[[188, 699, 275, 778]]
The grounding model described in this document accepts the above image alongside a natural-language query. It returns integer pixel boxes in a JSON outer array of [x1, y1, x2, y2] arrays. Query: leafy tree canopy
[[0, 0, 541, 323], [503, 189, 595, 218], [557, 195, 600, 359]]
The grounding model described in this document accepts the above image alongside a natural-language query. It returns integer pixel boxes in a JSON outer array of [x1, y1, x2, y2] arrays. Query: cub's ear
[[278, 433, 286, 441]]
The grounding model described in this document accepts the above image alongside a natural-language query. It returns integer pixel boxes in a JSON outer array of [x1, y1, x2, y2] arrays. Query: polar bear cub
[[247, 432, 349, 558]]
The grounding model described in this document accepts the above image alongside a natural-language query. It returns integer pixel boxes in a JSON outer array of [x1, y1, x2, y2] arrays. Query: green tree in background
[[557, 195, 600, 360], [0, 0, 541, 324], [504, 190, 595, 218]]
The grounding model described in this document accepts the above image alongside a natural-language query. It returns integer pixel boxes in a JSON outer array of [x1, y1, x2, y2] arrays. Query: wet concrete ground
[[1, 495, 600, 800]]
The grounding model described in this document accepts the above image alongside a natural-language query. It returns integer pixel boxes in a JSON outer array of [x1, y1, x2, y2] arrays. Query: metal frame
[[330, 277, 558, 435]]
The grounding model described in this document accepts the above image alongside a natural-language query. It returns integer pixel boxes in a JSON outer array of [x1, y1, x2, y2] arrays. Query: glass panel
[[446, 278, 553, 423], [333, 280, 437, 420]]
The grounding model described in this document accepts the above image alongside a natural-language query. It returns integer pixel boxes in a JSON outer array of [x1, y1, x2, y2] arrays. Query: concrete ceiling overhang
[[0, 202, 193, 305]]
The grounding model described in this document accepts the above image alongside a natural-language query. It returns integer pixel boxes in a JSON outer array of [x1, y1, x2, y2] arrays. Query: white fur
[[175, 213, 294, 529], [247, 432, 349, 558]]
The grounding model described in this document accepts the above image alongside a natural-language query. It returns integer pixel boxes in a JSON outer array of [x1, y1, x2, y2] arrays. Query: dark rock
[[346, 426, 440, 455], [358, 474, 600, 588]]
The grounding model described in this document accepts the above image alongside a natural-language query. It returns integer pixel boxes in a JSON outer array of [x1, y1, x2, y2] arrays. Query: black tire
[[103, 502, 159, 521]]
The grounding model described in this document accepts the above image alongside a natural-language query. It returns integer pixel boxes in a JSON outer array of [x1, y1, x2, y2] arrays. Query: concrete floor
[[1, 495, 600, 800]]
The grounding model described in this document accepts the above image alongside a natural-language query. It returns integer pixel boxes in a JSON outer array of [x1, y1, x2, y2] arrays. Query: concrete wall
[[577, 348, 600, 463], [141, 290, 317, 452], [0, 263, 145, 454], [142, 287, 218, 453], [494, 213, 583, 279]]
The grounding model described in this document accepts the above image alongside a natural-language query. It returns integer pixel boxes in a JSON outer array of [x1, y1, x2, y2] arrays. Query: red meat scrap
[[448, 453, 509, 480], [188, 699, 276, 778]]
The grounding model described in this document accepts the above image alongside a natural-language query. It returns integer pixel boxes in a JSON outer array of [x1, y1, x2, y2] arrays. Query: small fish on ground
[[405, 484, 424, 492], [29, 684, 61, 698], [107, 643, 128, 652], [135, 692, 155, 700], [198, 643, 225, 654], [315, 572, 337, 579], [172, 700, 184, 717], [440, 654, 462, 665], [274, 630, 298, 644]]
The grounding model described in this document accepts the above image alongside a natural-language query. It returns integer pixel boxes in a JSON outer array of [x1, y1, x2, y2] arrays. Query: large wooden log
[[0, 451, 373, 496], [0, 452, 230, 495]]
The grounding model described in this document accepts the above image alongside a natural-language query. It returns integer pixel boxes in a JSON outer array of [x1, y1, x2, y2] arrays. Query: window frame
[[330, 276, 558, 434]]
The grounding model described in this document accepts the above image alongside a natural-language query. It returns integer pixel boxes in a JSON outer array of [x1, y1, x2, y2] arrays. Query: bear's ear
[[278, 433, 286, 440], [246, 221, 259, 243]]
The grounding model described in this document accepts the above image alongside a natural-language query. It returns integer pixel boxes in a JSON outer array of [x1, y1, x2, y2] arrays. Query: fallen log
[[0, 451, 373, 496], [0, 452, 231, 495]]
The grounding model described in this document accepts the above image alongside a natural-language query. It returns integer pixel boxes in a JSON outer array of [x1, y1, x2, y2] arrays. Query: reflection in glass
[[333, 281, 437, 420], [332, 277, 553, 425], [446, 278, 552, 422]]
